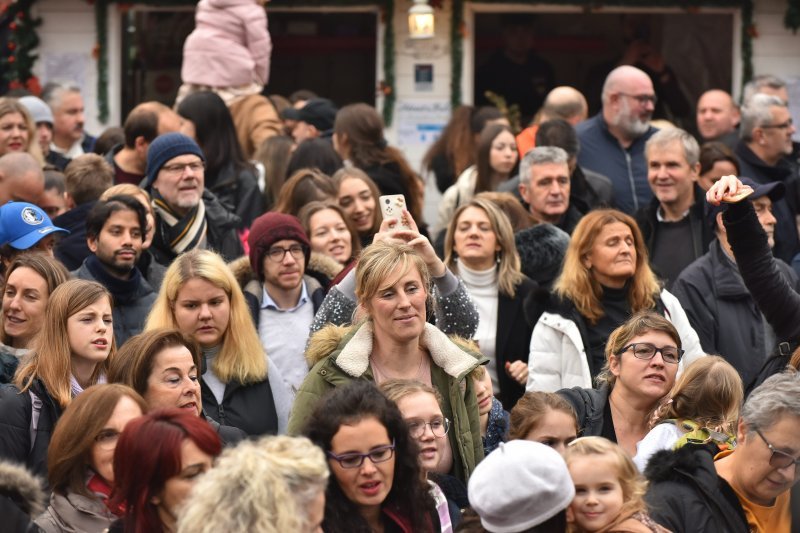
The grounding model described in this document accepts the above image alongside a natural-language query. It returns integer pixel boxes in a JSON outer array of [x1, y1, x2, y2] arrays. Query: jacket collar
[[334, 322, 484, 380], [708, 240, 749, 298]]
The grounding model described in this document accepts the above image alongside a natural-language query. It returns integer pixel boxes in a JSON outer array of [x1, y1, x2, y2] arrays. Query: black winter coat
[[53, 202, 95, 271], [671, 239, 799, 385], [201, 378, 278, 437], [556, 384, 610, 439], [495, 278, 538, 409], [0, 380, 63, 483], [644, 444, 749, 533], [207, 162, 264, 229]]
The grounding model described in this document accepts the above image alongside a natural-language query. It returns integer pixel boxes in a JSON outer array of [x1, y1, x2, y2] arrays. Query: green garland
[[0, 0, 42, 95], [451, 0, 464, 109], [382, 0, 396, 126], [786, 0, 800, 32]]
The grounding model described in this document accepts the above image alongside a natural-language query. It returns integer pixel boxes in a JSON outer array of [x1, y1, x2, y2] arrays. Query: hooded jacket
[[287, 322, 488, 482], [36, 489, 115, 533], [644, 444, 749, 533], [0, 461, 46, 533], [181, 0, 272, 88]]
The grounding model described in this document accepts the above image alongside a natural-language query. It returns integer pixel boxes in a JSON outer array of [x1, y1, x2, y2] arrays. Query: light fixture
[[408, 0, 434, 39]]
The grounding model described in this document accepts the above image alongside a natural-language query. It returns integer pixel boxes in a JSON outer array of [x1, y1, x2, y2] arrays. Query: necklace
[[370, 349, 428, 384]]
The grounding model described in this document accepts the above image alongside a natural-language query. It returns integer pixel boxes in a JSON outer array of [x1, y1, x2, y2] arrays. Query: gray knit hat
[[18, 96, 54, 125], [145, 132, 205, 190], [514, 223, 570, 288], [468, 440, 575, 533]]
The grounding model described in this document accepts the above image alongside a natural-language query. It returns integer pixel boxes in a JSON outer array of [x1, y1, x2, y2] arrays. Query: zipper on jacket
[[217, 403, 226, 426], [624, 150, 638, 212]]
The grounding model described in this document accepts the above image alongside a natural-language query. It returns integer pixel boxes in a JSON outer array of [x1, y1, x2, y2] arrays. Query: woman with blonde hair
[[444, 197, 536, 408], [289, 241, 486, 483], [0, 97, 43, 165], [0, 279, 116, 479], [633, 356, 742, 471], [177, 435, 328, 533], [35, 384, 147, 532], [527, 209, 703, 392], [145, 249, 291, 436]]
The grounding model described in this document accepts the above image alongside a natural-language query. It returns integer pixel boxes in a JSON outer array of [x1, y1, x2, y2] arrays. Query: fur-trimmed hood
[[644, 443, 719, 486], [229, 252, 342, 288], [0, 461, 46, 518], [306, 321, 485, 380]]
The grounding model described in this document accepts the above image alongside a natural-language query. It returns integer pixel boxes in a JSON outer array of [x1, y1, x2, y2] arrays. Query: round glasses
[[266, 244, 305, 263], [327, 441, 396, 469], [617, 342, 683, 364], [406, 417, 450, 439]]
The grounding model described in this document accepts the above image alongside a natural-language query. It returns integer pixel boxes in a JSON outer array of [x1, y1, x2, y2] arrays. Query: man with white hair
[[518, 146, 583, 234], [734, 93, 799, 262], [576, 65, 658, 214], [41, 82, 96, 158]]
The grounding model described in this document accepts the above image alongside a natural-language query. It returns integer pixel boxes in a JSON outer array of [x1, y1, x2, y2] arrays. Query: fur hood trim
[[643, 443, 717, 485], [0, 461, 46, 517], [307, 252, 344, 281], [229, 252, 341, 287], [307, 322, 484, 379]]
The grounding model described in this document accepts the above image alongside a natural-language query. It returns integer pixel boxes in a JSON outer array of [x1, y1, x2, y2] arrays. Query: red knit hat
[[247, 212, 311, 280]]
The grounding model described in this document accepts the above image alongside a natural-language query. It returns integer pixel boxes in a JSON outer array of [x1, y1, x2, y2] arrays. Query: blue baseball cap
[[0, 202, 70, 250]]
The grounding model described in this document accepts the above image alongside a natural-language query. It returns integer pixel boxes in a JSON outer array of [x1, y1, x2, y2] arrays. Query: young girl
[[633, 356, 742, 472], [509, 391, 579, 456], [472, 366, 509, 456], [381, 379, 462, 531], [565, 437, 668, 533], [0, 279, 116, 480]]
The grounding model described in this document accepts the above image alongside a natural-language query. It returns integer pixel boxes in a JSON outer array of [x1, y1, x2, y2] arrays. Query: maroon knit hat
[[248, 212, 311, 280]]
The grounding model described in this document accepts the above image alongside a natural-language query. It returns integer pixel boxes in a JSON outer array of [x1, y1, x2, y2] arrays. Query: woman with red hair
[[108, 409, 222, 533]]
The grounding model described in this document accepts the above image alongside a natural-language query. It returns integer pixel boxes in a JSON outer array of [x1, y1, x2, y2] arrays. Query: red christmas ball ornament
[[8, 42, 16, 51], [8, 56, 15, 63], [9, 22, 17, 30]]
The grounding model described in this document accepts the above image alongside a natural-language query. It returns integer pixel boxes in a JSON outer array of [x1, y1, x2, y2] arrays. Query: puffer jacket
[[181, 0, 272, 87], [36, 489, 115, 533], [527, 289, 704, 392], [0, 380, 63, 483], [287, 322, 487, 482], [644, 444, 749, 533]]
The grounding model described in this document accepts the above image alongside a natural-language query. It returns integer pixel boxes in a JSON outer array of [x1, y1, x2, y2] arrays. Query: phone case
[[379, 194, 412, 230]]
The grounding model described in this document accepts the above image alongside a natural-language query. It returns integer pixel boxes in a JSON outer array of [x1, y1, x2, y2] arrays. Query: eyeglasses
[[617, 93, 658, 106], [761, 119, 794, 130], [755, 429, 800, 472], [161, 161, 205, 175], [266, 244, 305, 263], [618, 342, 683, 364], [94, 429, 121, 450], [327, 441, 396, 469], [407, 417, 450, 439]]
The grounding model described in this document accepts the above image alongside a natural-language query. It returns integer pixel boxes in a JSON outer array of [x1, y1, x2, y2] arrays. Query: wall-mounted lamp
[[408, 0, 434, 39]]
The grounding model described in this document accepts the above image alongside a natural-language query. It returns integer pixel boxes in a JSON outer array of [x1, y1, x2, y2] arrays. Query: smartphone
[[379, 194, 412, 230]]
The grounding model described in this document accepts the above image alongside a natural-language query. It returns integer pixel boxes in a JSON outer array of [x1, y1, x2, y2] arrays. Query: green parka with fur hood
[[287, 321, 488, 482]]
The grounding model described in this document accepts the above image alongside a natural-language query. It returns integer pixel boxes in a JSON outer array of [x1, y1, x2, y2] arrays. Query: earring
[[496, 251, 501, 264]]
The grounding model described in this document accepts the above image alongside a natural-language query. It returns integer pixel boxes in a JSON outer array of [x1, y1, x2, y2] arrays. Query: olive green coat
[[287, 321, 487, 482]]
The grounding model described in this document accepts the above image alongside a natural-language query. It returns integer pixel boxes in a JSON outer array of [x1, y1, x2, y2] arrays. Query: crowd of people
[[0, 1, 799, 532]]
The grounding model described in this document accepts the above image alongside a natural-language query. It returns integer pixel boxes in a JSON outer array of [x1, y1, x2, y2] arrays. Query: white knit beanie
[[468, 440, 575, 533]]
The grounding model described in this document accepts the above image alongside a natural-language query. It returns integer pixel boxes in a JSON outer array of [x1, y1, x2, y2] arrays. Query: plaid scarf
[[152, 189, 207, 261]]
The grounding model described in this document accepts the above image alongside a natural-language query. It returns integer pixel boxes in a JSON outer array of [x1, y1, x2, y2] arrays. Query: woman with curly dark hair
[[302, 380, 440, 532]]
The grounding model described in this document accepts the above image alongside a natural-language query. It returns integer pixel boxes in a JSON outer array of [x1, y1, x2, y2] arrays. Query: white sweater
[[458, 261, 499, 390]]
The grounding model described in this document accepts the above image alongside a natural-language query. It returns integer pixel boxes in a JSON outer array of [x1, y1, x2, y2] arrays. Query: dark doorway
[[120, 8, 377, 118], [473, 11, 735, 130]]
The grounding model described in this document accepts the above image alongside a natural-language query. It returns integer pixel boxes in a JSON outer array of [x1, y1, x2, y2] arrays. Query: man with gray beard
[[576, 65, 659, 214]]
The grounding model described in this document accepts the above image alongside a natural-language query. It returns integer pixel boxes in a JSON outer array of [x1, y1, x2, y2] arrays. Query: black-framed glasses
[[94, 429, 121, 450], [266, 244, 305, 263], [327, 440, 396, 469], [161, 161, 205, 175], [617, 92, 658, 106], [756, 429, 800, 472], [618, 342, 683, 364], [761, 119, 794, 130], [407, 417, 450, 439]]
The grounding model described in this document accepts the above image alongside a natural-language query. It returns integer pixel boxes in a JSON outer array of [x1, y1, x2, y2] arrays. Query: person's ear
[[609, 353, 621, 376], [690, 162, 700, 181], [65, 192, 76, 209], [715, 212, 726, 236], [87, 234, 98, 253], [736, 418, 748, 444]]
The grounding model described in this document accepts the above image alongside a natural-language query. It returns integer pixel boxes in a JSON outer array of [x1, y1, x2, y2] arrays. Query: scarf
[[151, 189, 207, 260], [85, 255, 143, 305]]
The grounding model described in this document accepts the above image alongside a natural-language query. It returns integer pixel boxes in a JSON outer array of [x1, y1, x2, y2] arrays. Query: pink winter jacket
[[181, 0, 272, 88]]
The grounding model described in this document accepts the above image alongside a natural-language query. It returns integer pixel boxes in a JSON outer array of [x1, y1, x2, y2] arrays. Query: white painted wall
[[32, 0, 121, 136]]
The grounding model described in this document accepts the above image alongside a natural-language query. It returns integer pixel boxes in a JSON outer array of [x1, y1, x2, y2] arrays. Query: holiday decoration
[[0, 0, 42, 95]]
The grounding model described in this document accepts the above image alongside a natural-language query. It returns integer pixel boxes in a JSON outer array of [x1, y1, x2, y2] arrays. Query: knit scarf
[[151, 189, 207, 260]]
